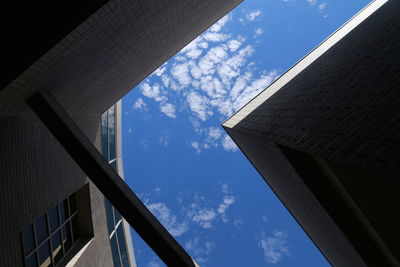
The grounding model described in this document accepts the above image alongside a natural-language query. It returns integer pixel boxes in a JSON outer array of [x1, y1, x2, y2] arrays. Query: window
[[21, 194, 80, 267], [101, 105, 131, 267]]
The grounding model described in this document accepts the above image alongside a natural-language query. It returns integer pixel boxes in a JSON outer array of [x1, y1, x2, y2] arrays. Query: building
[[223, 0, 400, 266], [0, 0, 241, 266]]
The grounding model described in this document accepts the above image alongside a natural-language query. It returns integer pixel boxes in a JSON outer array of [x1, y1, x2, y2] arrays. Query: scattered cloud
[[185, 237, 215, 264], [140, 82, 166, 102], [246, 10, 262, 21], [208, 127, 223, 140], [305, 0, 317, 5], [133, 97, 147, 111], [160, 103, 176, 118], [304, 0, 328, 16], [210, 14, 231, 32], [137, 12, 277, 153], [221, 183, 229, 194], [186, 91, 213, 121], [159, 131, 170, 146], [258, 230, 290, 264], [146, 202, 189, 237], [217, 195, 235, 222], [222, 135, 238, 152], [189, 207, 217, 229], [318, 2, 327, 12], [128, 128, 132, 134], [254, 27, 263, 38]]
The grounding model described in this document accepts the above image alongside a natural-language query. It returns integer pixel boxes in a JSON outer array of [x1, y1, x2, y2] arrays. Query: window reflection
[[21, 193, 80, 267], [101, 105, 131, 267]]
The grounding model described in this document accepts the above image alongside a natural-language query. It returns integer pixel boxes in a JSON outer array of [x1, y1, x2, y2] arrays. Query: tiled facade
[[0, 0, 241, 266]]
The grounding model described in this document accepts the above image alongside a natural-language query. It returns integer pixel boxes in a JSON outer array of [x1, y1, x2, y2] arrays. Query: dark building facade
[[0, 0, 241, 266], [223, 0, 400, 266]]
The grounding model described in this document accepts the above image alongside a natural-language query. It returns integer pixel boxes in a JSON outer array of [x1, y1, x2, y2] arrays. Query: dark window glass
[[35, 215, 48, 244], [105, 199, 115, 234], [22, 224, 35, 254], [114, 208, 121, 226], [62, 222, 72, 252], [51, 230, 63, 265], [102, 112, 109, 160], [108, 106, 115, 161], [26, 253, 38, 267], [48, 206, 59, 233], [59, 200, 69, 222], [110, 160, 117, 170], [69, 195, 77, 215], [71, 216, 80, 242], [117, 225, 130, 267], [38, 241, 51, 267], [110, 234, 121, 267]]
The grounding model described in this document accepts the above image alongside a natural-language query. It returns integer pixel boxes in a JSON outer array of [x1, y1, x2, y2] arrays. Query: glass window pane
[[71, 216, 80, 242], [117, 225, 130, 267], [38, 241, 51, 267], [108, 106, 115, 161], [59, 200, 69, 222], [51, 230, 63, 265], [69, 195, 77, 215], [48, 206, 59, 233], [26, 252, 38, 267], [62, 222, 72, 252], [105, 199, 115, 234], [101, 112, 109, 159], [35, 215, 48, 244], [114, 208, 121, 226], [110, 234, 121, 267], [22, 224, 35, 255]]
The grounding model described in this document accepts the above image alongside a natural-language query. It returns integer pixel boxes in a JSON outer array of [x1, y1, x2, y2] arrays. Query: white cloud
[[181, 36, 209, 60], [246, 10, 262, 21], [128, 128, 132, 133], [202, 32, 231, 42], [190, 141, 202, 154], [259, 230, 290, 264], [318, 2, 327, 12], [159, 131, 170, 146], [140, 82, 166, 102], [137, 12, 278, 154], [153, 65, 167, 76], [227, 39, 242, 52], [254, 28, 263, 38], [305, 0, 317, 5], [234, 70, 277, 109], [161, 74, 171, 88], [217, 195, 235, 222], [190, 207, 217, 229], [221, 183, 229, 194], [210, 14, 230, 32], [133, 97, 147, 110], [222, 135, 238, 152], [208, 127, 222, 140], [185, 237, 215, 264], [186, 91, 212, 121], [171, 62, 191, 87], [160, 103, 176, 118], [146, 202, 189, 237]]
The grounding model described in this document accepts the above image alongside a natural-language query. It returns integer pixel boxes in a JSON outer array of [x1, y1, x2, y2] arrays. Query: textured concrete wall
[[228, 0, 400, 179]]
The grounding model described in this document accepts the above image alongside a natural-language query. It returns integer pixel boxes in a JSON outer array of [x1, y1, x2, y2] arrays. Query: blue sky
[[122, 0, 370, 266]]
